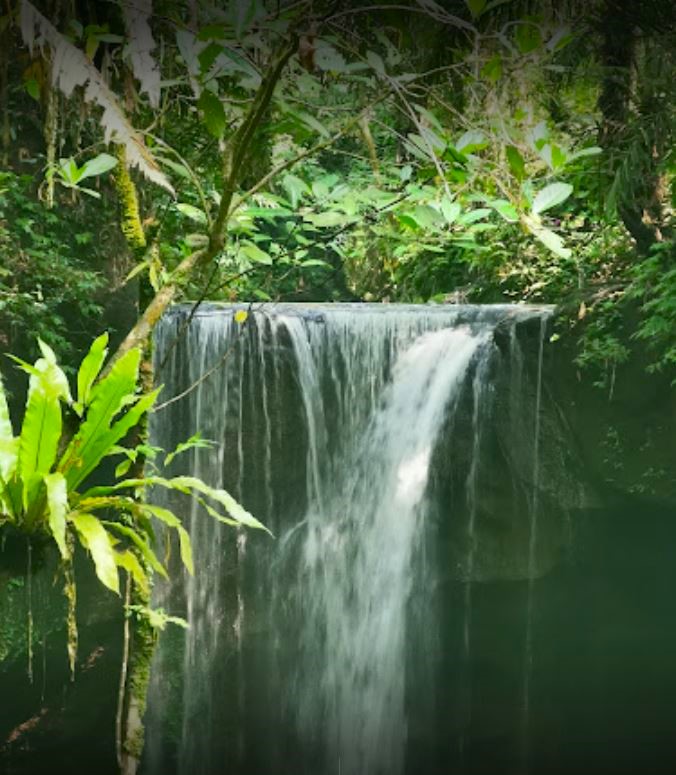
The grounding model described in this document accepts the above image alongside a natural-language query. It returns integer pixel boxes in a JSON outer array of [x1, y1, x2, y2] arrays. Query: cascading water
[[143, 303, 557, 775]]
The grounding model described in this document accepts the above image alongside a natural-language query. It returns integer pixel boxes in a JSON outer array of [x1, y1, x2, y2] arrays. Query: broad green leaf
[[78, 153, 118, 181], [522, 215, 572, 258], [440, 199, 462, 225], [306, 211, 350, 228], [19, 361, 63, 509], [240, 242, 272, 265], [456, 130, 488, 154], [531, 182, 573, 215], [197, 91, 226, 138], [76, 333, 109, 414], [481, 53, 502, 83], [114, 550, 149, 595], [44, 472, 69, 559], [533, 226, 571, 258], [506, 145, 525, 180], [490, 199, 519, 222], [515, 22, 542, 54], [458, 208, 492, 225], [176, 203, 208, 224], [0, 375, 17, 480], [60, 348, 142, 489], [71, 512, 119, 594], [465, 0, 487, 18]]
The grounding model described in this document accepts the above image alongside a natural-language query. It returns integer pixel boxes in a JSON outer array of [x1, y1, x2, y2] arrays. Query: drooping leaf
[[44, 472, 69, 559], [114, 549, 149, 595], [531, 182, 573, 215], [141, 504, 193, 575], [104, 520, 167, 578], [70, 512, 119, 594]]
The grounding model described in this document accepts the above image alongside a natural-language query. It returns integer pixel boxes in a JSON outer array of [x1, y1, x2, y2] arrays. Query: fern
[[121, 0, 161, 108], [19, 0, 174, 194]]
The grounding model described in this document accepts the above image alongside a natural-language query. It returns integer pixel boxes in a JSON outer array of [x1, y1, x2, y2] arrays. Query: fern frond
[[121, 0, 161, 108], [20, 0, 174, 195]]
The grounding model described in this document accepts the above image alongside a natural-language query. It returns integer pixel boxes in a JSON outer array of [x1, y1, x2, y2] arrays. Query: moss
[[115, 146, 147, 253], [122, 582, 156, 760]]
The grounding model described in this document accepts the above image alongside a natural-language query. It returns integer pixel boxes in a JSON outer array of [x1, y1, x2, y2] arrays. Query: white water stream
[[144, 303, 551, 775]]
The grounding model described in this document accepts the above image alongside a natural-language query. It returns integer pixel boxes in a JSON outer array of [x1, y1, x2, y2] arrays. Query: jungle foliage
[[0, 332, 267, 674], [0, 0, 673, 384]]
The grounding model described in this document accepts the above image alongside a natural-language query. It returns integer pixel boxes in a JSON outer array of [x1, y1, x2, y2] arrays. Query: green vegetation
[[0, 0, 674, 770]]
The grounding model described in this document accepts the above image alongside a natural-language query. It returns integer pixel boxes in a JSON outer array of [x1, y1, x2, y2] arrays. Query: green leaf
[[440, 198, 462, 225], [104, 521, 167, 578], [515, 22, 542, 54], [114, 550, 149, 595], [240, 241, 272, 265], [197, 91, 226, 138], [91, 475, 271, 535], [458, 208, 492, 225], [141, 504, 194, 575], [281, 174, 310, 208], [531, 182, 573, 215], [481, 53, 502, 83], [490, 199, 519, 222], [522, 215, 572, 258], [306, 211, 350, 228], [164, 432, 214, 467], [465, 0, 487, 18], [568, 146, 603, 162], [18, 360, 63, 509], [44, 472, 69, 559], [78, 153, 118, 181], [506, 145, 525, 180], [176, 203, 208, 225], [0, 375, 17, 481], [456, 130, 488, 155], [76, 333, 109, 414], [59, 349, 142, 489], [71, 512, 119, 594]]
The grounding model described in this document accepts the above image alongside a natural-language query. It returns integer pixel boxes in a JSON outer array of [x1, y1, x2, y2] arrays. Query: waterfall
[[144, 303, 553, 775]]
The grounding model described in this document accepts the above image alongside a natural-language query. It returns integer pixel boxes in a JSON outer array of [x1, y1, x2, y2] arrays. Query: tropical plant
[[0, 332, 267, 675]]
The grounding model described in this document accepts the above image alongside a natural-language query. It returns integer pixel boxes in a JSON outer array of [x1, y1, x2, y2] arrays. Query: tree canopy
[[1, 0, 674, 383]]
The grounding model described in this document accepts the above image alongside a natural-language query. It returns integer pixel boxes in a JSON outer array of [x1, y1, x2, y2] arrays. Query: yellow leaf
[[234, 310, 248, 324]]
